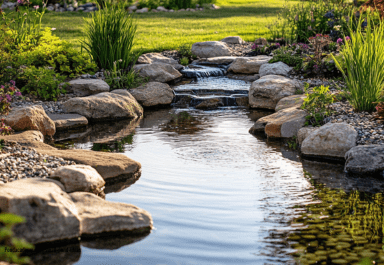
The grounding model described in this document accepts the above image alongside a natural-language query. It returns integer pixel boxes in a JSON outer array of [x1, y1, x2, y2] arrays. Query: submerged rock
[[62, 91, 143, 121], [249, 75, 302, 110], [301, 123, 357, 159], [228, 56, 272, 74], [137, 53, 183, 70], [70, 192, 152, 235], [50, 165, 105, 195], [129, 82, 174, 107], [48, 113, 88, 130], [4, 105, 55, 136], [259, 62, 292, 77], [66, 79, 110, 97], [220, 36, 245, 44], [0, 178, 80, 244], [345, 145, 384, 176], [195, 98, 224, 109], [191, 41, 231, 58], [134, 62, 182, 83]]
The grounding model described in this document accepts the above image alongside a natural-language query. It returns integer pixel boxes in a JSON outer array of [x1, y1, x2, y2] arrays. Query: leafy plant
[[81, 4, 137, 71], [286, 136, 298, 150], [177, 44, 196, 62], [301, 84, 335, 126], [0, 81, 22, 116], [333, 11, 384, 112], [0, 213, 34, 264], [19, 66, 66, 101], [180, 57, 189, 66], [105, 61, 147, 90], [269, 53, 303, 70]]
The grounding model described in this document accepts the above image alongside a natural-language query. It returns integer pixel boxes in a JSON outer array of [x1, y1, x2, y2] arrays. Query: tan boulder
[[50, 165, 105, 195], [275, 94, 306, 111], [249, 75, 303, 109], [70, 192, 152, 235], [197, 56, 238, 65], [228, 56, 272, 74], [220, 36, 245, 44], [62, 91, 143, 121], [129, 82, 174, 107], [254, 38, 268, 45], [301, 122, 357, 159], [4, 105, 55, 136], [0, 178, 80, 244], [66, 79, 110, 97], [259, 62, 292, 77], [137, 53, 183, 70], [133, 62, 182, 83], [191, 41, 231, 58]]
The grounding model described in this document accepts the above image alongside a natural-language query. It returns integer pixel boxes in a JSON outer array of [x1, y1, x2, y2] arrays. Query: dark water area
[[36, 76, 384, 265]]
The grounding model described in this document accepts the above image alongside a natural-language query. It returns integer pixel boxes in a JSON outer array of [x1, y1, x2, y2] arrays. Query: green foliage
[[19, 66, 67, 101], [301, 84, 335, 126], [286, 136, 298, 150], [332, 11, 384, 112], [81, 4, 137, 70], [177, 44, 196, 61], [269, 53, 303, 70], [0, 213, 34, 264], [180, 57, 189, 66], [105, 61, 148, 90]]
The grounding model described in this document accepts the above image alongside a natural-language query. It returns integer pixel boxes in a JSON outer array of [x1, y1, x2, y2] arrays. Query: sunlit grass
[[41, 0, 299, 52]]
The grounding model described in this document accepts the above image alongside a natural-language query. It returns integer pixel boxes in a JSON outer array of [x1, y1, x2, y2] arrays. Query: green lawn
[[41, 0, 298, 53]]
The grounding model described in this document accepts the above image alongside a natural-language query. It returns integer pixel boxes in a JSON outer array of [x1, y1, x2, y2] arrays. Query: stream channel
[[35, 66, 384, 265]]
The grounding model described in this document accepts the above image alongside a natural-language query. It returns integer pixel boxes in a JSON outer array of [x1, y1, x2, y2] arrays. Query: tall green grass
[[81, 5, 137, 70], [333, 11, 384, 112]]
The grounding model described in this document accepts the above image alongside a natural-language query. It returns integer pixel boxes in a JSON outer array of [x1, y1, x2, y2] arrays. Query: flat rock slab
[[275, 94, 306, 112], [70, 192, 152, 235], [259, 62, 292, 77], [345, 145, 384, 176], [48, 113, 88, 130], [4, 105, 55, 136], [228, 56, 272, 74], [137, 53, 183, 70], [0, 178, 80, 244], [220, 36, 245, 44], [129, 82, 174, 107], [249, 75, 303, 110], [67, 79, 110, 97], [301, 122, 357, 159], [191, 41, 231, 58], [62, 90, 143, 121], [1, 131, 142, 181], [249, 107, 306, 138], [133, 62, 182, 83], [50, 165, 105, 194]]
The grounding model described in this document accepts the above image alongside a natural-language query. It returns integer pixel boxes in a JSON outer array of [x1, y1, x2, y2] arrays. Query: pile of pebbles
[[11, 100, 66, 114], [0, 141, 76, 184]]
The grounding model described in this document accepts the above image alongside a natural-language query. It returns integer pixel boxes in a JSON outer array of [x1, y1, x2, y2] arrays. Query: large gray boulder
[[4, 105, 55, 136], [249, 107, 306, 138], [249, 75, 302, 109], [228, 56, 272, 74], [66, 79, 110, 97], [220, 36, 245, 44], [48, 113, 88, 130], [0, 178, 80, 244], [259, 62, 292, 77], [129, 82, 174, 107], [345, 145, 384, 176], [133, 62, 182, 83], [137, 53, 183, 70], [50, 165, 105, 195], [62, 91, 143, 121], [301, 122, 357, 159], [297, 127, 319, 146], [70, 192, 152, 235], [191, 41, 231, 58]]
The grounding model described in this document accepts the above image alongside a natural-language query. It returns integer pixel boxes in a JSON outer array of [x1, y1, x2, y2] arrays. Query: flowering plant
[[251, 42, 280, 55], [0, 81, 22, 116]]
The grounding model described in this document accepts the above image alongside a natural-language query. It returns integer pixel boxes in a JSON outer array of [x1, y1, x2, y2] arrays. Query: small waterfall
[[180, 65, 227, 78]]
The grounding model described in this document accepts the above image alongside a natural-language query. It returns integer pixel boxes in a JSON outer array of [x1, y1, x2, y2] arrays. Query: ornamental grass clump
[[332, 11, 384, 112], [81, 4, 137, 71]]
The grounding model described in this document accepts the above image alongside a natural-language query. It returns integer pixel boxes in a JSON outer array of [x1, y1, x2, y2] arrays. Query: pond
[[34, 74, 384, 265]]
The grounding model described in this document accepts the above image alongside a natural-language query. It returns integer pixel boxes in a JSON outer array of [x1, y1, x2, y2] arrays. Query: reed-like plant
[[332, 11, 384, 112], [81, 4, 137, 71]]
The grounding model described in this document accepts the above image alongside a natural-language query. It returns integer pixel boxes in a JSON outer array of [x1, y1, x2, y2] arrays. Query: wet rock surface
[[129, 82, 174, 107], [48, 113, 88, 130]]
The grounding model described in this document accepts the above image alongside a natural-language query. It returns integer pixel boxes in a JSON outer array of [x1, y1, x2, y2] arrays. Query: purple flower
[[15, 92, 22, 97], [337, 38, 343, 44], [275, 43, 280, 47], [34, 5, 39, 9], [345, 36, 351, 41], [10, 80, 15, 86], [251, 44, 256, 50], [0, 85, 4, 89], [17, 0, 23, 4], [5, 94, 12, 102]]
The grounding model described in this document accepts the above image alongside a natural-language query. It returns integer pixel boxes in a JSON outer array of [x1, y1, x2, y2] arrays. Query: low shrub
[[177, 44, 196, 62], [180, 57, 189, 66], [301, 84, 335, 126], [333, 11, 384, 112], [269, 54, 303, 70], [105, 61, 148, 90], [0, 213, 34, 264]]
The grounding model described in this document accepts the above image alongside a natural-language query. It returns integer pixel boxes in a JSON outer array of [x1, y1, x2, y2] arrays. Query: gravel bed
[[0, 141, 76, 184]]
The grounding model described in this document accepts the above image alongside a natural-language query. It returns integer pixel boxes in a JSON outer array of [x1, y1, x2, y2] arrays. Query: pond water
[[34, 75, 384, 265]]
